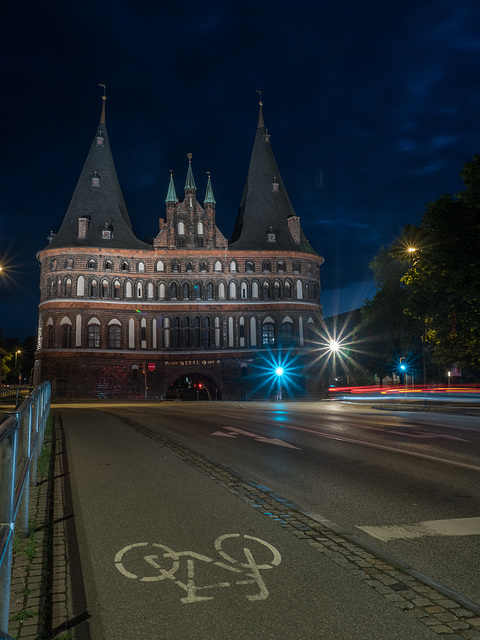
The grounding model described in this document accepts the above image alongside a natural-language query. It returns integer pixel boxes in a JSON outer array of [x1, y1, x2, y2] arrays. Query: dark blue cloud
[[1, 0, 480, 338]]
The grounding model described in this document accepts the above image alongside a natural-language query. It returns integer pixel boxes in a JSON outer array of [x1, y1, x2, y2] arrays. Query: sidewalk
[[8, 407, 480, 639], [7, 414, 71, 639]]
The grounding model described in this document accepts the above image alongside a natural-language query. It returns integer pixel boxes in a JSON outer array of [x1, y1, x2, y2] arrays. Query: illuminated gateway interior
[[34, 99, 325, 400]]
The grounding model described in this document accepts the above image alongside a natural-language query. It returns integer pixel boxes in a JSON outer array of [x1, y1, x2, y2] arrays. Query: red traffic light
[[198, 383, 203, 388]]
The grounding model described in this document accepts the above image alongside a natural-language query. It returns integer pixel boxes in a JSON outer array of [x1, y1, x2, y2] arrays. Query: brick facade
[[34, 104, 325, 400]]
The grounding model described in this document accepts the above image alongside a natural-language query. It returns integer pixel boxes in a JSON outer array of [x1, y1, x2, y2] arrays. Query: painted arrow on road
[[211, 426, 301, 450]]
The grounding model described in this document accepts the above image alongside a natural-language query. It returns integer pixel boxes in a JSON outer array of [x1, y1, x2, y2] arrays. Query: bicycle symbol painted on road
[[114, 533, 282, 604]]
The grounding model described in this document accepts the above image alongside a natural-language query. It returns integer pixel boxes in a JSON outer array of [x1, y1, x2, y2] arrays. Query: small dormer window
[[96, 135, 104, 147], [91, 171, 101, 187], [78, 217, 89, 239], [272, 176, 279, 192], [102, 229, 112, 239], [267, 232, 276, 243]]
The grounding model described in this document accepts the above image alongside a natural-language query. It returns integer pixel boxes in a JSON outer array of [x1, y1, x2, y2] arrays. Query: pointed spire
[[257, 90, 264, 128], [99, 84, 106, 124], [165, 171, 177, 203], [204, 172, 216, 204], [229, 104, 317, 255], [184, 153, 197, 191], [45, 100, 149, 251]]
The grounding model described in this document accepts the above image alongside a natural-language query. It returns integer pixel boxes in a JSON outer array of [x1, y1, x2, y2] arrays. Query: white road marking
[[274, 423, 480, 472], [114, 534, 282, 603], [211, 426, 301, 449], [357, 516, 480, 542]]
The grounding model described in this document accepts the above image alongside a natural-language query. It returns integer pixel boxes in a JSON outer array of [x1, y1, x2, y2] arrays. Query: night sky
[[1, 0, 480, 341]]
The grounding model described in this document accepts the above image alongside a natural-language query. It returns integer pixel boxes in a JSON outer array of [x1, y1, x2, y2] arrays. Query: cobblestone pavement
[[8, 414, 70, 639], [8, 410, 480, 639]]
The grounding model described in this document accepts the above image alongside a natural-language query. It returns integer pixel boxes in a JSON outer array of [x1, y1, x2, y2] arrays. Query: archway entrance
[[165, 373, 221, 401]]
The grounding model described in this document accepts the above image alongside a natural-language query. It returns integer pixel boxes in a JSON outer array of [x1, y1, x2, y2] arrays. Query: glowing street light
[[275, 365, 284, 400]]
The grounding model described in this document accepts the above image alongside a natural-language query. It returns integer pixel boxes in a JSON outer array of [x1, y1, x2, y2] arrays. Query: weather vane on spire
[[256, 90, 263, 106], [187, 153, 192, 163], [99, 84, 106, 100]]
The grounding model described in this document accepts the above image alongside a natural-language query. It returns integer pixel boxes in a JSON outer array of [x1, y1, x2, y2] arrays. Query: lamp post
[[275, 366, 284, 401], [407, 246, 427, 387], [14, 350, 21, 384]]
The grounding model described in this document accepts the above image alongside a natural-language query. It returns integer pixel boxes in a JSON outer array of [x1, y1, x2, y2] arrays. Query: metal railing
[[0, 382, 51, 636]]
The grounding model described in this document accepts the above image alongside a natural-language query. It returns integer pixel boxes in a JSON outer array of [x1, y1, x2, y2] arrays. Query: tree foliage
[[402, 156, 480, 373]]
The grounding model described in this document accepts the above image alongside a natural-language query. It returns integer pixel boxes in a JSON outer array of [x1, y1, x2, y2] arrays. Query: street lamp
[[14, 350, 21, 385], [275, 366, 284, 400]]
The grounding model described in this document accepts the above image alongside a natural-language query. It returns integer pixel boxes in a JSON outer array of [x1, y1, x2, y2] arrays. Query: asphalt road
[[55, 400, 480, 638], [58, 404, 445, 640]]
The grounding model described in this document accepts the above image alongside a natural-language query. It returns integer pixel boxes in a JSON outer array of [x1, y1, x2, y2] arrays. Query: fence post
[[0, 424, 19, 632], [17, 406, 33, 538]]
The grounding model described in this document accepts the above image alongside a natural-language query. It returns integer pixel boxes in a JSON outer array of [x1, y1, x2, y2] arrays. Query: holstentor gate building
[[34, 99, 324, 400]]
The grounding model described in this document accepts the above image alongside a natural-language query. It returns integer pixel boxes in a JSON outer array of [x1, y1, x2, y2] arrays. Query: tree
[[356, 246, 423, 383], [402, 157, 480, 376]]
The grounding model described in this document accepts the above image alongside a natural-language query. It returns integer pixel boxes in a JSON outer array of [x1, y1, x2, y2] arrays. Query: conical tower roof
[[184, 154, 196, 191], [47, 103, 150, 251], [204, 173, 216, 204], [165, 172, 177, 203], [229, 107, 317, 254]]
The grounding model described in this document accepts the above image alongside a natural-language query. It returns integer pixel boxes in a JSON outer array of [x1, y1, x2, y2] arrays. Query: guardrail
[[0, 382, 51, 637]]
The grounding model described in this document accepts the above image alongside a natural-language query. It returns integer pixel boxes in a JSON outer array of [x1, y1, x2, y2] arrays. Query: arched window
[[47, 324, 54, 348], [199, 261, 208, 273], [128, 318, 135, 348], [252, 282, 259, 299], [121, 261, 130, 272], [102, 280, 109, 298], [246, 261, 255, 273], [104, 260, 113, 271], [214, 260, 222, 272], [262, 260, 271, 273], [214, 316, 221, 347], [296, 280, 303, 299], [60, 319, 72, 348], [194, 282, 202, 299], [65, 278, 72, 297], [262, 282, 271, 299], [186, 261, 193, 272], [229, 260, 237, 272], [88, 258, 97, 270], [177, 221, 185, 236], [250, 317, 257, 347], [197, 222, 204, 235], [203, 316, 211, 348], [156, 260, 164, 272], [87, 323, 100, 348], [137, 261, 145, 272], [77, 276, 85, 297], [114, 280, 121, 299], [172, 261, 180, 273], [277, 260, 285, 272], [182, 282, 190, 299], [158, 282, 166, 299], [239, 317, 245, 347], [66, 258, 74, 269], [305, 282, 310, 300], [90, 279, 98, 298], [273, 281, 281, 299], [193, 316, 201, 349], [228, 317, 234, 347], [206, 282, 214, 299], [108, 324, 122, 349], [229, 282, 237, 299], [262, 321, 275, 346], [182, 317, 190, 348], [171, 317, 180, 349], [147, 282, 154, 299], [241, 281, 248, 299], [169, 282, 178, 299], [218, 282, 226, 299], [281, 319, 294, 346], [125, 281, 133, 298], [163, 317, 170, 348], [284, 281, 292, 299], [136, 282, 143, 299], [293, 260, 301, 274], [141, 317, 147, 347]]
